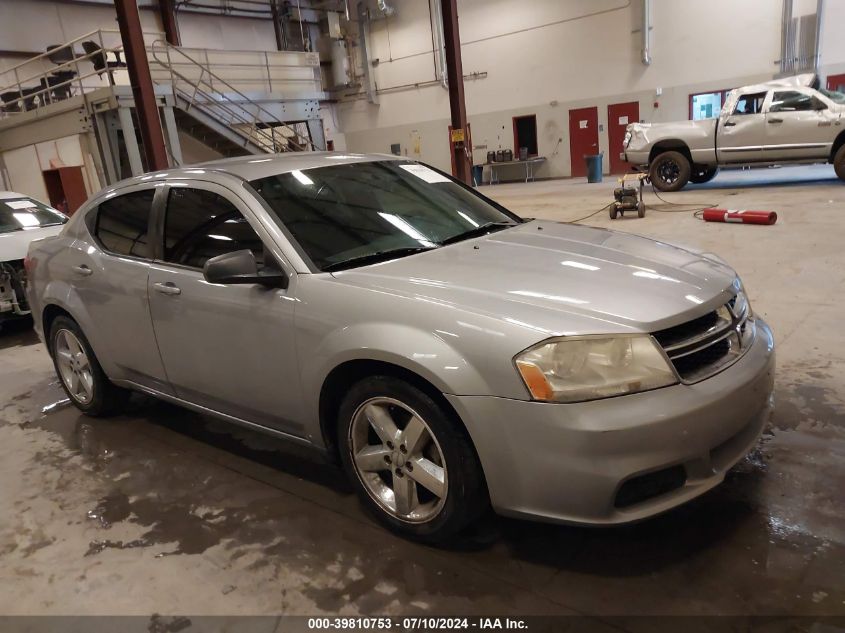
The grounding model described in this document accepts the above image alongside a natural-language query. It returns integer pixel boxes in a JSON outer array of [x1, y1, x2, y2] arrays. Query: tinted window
[[0, 197, 66, 234], [250, 161, 519, 271], [733, 92, 766, 115], [164, 187, 265, 269], [95, 189, 154, 258], [770, 90, 824, 112]]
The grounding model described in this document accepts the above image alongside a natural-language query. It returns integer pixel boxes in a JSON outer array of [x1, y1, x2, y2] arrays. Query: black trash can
[[585, 154, 603, 183]]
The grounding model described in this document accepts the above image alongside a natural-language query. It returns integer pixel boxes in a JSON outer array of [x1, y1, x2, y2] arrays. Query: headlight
[[514, 335, 678, 403]]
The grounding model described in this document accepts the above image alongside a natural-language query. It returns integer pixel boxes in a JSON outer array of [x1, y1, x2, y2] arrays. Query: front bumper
[[446, 318, 775, 525]]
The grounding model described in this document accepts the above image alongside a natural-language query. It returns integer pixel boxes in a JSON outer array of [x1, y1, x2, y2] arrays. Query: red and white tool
[[701, 208, 778, 225]]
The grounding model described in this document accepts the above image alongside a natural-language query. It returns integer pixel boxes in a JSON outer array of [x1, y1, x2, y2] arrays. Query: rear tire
[[337, 375, 487, 543], [609, 204, 619, 219], [649, 150, 691, 192], [690, 166, 719, 184], [834, 145, 845, 182], [637, 201, 646, 218], [49, 316, 129, 416]]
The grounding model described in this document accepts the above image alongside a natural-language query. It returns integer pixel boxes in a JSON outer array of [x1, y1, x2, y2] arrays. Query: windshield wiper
[[440, 221, 516, 246], [322, 246, 436, 272]]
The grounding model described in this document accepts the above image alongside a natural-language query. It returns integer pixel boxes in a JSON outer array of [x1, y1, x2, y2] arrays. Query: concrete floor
[[1, 165, 843, 617]]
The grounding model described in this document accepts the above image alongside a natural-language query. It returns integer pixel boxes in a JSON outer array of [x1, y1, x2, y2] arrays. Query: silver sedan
[[26, 153, 775, 541]]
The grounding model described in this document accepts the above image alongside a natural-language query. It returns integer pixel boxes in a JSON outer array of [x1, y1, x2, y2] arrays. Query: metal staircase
[[149, 41, 319, 156]]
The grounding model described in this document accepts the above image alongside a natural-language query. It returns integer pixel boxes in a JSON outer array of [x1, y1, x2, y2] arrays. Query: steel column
[[117, 106, 144, 176], [271, 0, 286, 51], [162, 106, 183, 166], [115, 0, 170, 172], [440, 0, 471, 184], [159, 0, 181, 46]]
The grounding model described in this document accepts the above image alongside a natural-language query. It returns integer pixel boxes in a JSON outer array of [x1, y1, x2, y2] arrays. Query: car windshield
[[819, 88, 845, 104], [249, 160, 521, 271], [0, 197, 67, 233]]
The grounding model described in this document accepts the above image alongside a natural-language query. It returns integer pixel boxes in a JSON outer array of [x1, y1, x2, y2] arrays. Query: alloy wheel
[[54, 329, 94, 404], [657, 158, 680, 185], [349, 397, 448, 523]]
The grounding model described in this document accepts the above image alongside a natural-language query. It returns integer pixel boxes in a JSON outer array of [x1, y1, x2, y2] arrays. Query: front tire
[[649, 150, 691, 192], [49, 316, 129, 416], [337, 375, 487, 542], [834, 145, 845, 182]]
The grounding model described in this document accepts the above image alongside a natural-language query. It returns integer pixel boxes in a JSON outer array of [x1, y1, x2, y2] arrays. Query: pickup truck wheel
[[338, 375, 488, 543], [649, 151, 691, 192], [690, 166, 719, 184], [834, 145, 845, 182]]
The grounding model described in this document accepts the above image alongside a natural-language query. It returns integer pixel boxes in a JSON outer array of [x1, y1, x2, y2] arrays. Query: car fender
[[299, 321, 506, 434]]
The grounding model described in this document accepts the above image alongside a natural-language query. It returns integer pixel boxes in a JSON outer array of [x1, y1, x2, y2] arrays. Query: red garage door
[[607, 101, 640, 174], [568, 106, 599, 178]]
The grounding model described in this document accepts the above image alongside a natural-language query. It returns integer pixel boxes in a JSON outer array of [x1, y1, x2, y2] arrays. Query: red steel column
[[440, 0, 471, 184], [159, 0, 181, 46], [115, 0, 170, 172]]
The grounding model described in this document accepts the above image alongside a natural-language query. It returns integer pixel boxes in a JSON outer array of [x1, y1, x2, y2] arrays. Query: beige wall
[[336, 0, 845, 178]]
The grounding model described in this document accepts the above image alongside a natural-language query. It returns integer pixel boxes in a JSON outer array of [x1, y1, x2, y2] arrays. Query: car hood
[[331, 221, 738, 334], [0, 224, 64, 261]]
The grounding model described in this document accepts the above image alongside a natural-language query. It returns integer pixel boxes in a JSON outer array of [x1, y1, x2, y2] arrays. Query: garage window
[[94, 189, 155, 258], [689, 90, 731, 120], [512, 115, 538, 157], [163, 188, 265, 269]]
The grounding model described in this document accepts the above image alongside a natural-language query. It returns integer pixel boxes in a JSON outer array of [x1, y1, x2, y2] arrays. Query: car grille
[[652, 292, 754, 383]]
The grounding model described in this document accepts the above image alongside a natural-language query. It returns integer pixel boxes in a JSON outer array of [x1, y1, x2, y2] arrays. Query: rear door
[[716, 91, 767, 163], [764, 88, 835, 159], [71, 186, 171, 393], [147, 182, 304, 435]]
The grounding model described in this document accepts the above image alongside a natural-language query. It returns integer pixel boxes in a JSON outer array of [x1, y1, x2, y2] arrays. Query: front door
[[716, 90, 767, 163], [568, 106, 599, 177], [763, 89, 836, 160], [147, 183, 304, 435], [607, 101, 640, 174]]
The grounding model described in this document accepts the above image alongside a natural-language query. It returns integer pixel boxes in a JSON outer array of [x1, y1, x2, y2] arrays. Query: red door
[[827, 73, 845, 92], [607, 101, 640, 174], [568, 106, 599, 177]]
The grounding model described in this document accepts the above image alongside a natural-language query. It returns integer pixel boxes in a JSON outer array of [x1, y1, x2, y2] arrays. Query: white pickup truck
[[624, 74, 845, 191]]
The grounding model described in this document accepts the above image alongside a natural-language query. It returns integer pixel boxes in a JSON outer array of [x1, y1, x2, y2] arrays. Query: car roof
[[0, 191, 35, 200], [107, 151, 403, 192]]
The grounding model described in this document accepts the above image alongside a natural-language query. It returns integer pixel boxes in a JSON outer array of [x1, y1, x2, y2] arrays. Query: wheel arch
[[649, 140, 692, 164], [42, 303, 74, 353], [318, 359, 479, 468]]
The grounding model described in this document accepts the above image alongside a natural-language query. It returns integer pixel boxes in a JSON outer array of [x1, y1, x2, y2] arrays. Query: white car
[[1, 192, 67, 324]]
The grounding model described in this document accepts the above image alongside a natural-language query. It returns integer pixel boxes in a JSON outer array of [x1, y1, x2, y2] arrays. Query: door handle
[[153, 282, 181, 296], [71, 264, 92, 276], [768, 117, 784, 124], [723, 121, 737, 127]]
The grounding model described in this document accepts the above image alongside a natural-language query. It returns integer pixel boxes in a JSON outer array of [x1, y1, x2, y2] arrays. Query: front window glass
[[249, 161, 520, 271], [164, 187, 266, 269], [819, 88, 845, 104], [770, 90, 824, 112], [0, 197, 67, 233]]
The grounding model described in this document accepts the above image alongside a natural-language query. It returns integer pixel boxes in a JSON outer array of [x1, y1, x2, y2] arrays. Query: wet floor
[[1, 167, 844, 616]]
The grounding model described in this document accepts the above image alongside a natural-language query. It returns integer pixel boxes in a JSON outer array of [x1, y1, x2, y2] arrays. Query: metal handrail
[[149, 40, 318, 151]]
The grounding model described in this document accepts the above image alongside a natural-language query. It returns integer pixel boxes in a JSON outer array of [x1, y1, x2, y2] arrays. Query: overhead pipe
[[430, 0, 448, 88], [641, 0, 651, 66]]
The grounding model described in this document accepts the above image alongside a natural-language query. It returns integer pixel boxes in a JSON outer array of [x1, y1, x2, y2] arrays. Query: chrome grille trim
[[652, 292, 754, 383]]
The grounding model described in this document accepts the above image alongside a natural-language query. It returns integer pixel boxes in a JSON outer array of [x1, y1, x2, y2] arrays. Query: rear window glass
[[0, 197, 67, 233], [95, 189, 155, 258]]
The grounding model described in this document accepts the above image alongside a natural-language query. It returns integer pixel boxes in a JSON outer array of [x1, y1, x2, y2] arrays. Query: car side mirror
[[203, 249, 288, 288]]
